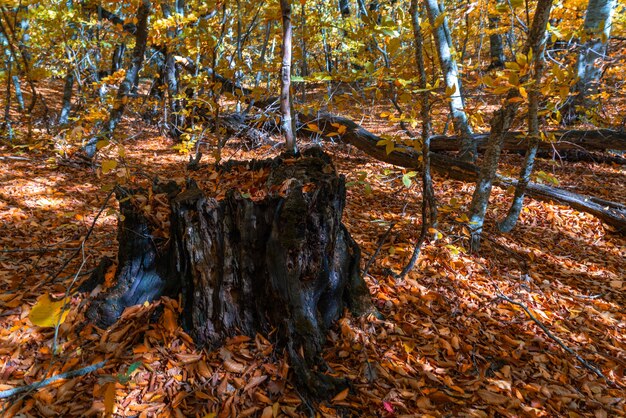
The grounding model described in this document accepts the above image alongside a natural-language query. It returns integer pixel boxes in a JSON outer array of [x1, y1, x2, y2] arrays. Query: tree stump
[[86, 148, 375, 399]]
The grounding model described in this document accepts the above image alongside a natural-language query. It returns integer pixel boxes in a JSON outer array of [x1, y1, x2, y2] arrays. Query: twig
[[0, 361, 106, 399], [363, 221, 397, 279], [0, 247, 78, 253], [48, 188, 114, 283], [497, 293, 619, 387]]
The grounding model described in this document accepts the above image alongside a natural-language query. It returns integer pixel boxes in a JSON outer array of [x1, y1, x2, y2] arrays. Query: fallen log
[[429, 129, 626, 152], [296, 112, 626, 234]]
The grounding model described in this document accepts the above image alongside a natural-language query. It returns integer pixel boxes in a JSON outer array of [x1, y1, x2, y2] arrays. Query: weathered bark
[[339, 0, 351, 17], [488, 15, 506, 69], [280, 0, 298, 154], [564, 0, 618, 123], [86, 149, 375, 399], [428, 129, 626, 152], [499, 19, 550, 233], [11, 75, 24, 111], [395, 0, 437, 280], [59, 71, 74, 125], [111, 43, 126, 73], [423, 0, 475, 161]]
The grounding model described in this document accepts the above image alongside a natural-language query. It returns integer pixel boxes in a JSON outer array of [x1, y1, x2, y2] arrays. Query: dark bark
[[428, 129, 626, 152], [488, 15, 506, 69], [338, 0, 351, 17], [59, 71, 74, 125], [499, 18, 550, 233], [86, 149, 375, 400], [395, 0, 438, 280], [111, 43, 126, 73]]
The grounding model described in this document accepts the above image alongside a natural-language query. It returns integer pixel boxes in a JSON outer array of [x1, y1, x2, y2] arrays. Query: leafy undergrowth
[[1, 115, 625, 418]]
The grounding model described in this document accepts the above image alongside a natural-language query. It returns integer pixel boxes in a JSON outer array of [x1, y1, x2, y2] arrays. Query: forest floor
[[0, 81, 625, 417]]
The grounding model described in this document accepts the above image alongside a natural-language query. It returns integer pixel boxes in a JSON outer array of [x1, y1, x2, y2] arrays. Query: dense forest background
[[0, 0, 625, 416]]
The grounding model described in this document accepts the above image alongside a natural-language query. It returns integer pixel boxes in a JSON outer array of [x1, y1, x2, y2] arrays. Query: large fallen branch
[[429, 129, 626, 152], [297, 112, 626, 233]]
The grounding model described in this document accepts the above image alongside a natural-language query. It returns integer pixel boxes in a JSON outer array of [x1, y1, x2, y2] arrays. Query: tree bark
[[428, 129, 626, 152], [86, 149, 375, 399], [488, 15, 506, 69], [564, 0, 618, 123], [280, 0, 298, 154], [423, 0, 475, 161], [467, 0, 553, 251], [59, 71, 74, 126]]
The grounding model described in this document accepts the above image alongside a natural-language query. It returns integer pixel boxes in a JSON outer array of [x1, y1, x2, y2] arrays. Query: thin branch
[[497, 293, 620, 387], [0, 361, 106, 399], [48, 188, 114, 283]]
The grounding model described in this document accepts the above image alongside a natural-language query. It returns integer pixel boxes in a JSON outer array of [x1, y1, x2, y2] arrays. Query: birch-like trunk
[[564, 0, 617, 122], [280, 0, 298, 155], [423, 0, 475, 161]]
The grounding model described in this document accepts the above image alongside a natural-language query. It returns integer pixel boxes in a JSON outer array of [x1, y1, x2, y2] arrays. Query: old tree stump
[[86, 148, 375, 398]]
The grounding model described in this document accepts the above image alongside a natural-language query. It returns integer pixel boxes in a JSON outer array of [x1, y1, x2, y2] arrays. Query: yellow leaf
[[29, 294, 70, 328], [332, 387, 349, 402], [102, 160, 118, 174], [519, 86, 528, 99], [445, 84, 457, 98], [306, 123, 321, 133], [204, 413, 217, 418], [380, 111, 391, 118], [104, 382, 116, 417]]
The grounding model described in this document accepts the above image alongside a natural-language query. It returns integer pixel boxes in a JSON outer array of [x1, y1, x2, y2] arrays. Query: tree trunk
[[59, 71, 74, 125], [280, 0, 298, 154], [111, 43, 126, 73], [86, 149, 375, 399], [499, 18, 549, 233], [488, 15, 506, 69], [563, 0, 618, 123], [467, 0, 553, 251], [423, 0, 475, 161], [83, 0, 151, 158]]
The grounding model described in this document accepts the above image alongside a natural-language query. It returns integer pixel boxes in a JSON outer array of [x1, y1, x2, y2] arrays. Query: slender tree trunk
[[339, 0, 351, 17], [488, 15, 506, 69], [467, 0, 553, 251], [498, 18, 550, 232], [564, 0, 617, 123], [280, 0, 298, 155], [59, 71, 74, 125], [397, 0, 438, 279], [111, 43, 126, 73], [423, 0, 475, 161], [83, 0, 151, 157]]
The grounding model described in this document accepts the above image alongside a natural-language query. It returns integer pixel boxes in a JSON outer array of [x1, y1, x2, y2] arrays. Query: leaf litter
[[0, 117, 625, 417]]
